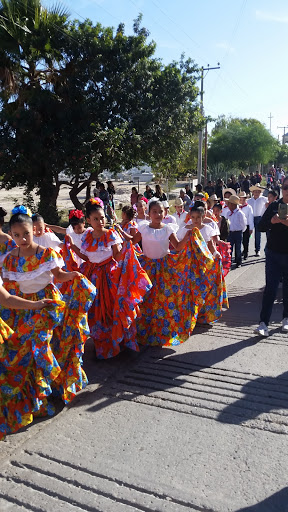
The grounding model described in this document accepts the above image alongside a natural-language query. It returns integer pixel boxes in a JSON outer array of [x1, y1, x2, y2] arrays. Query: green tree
[[0, 5, 202, 218], [208, 116, 278, 171]]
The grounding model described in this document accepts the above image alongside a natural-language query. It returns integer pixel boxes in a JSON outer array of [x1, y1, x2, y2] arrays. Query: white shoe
[[282, 318, 288, 333], [254, 322, 269, 337]]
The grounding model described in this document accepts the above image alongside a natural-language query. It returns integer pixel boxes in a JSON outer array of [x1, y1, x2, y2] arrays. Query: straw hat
[[208, 194, 220, 202], [223, 188, 235, 196], [238, 191, 248, 198], [249, 184, 264, 192], [225, 195, 240, 205], [162, 200, 169, 208], [174, 197, 184, 206]]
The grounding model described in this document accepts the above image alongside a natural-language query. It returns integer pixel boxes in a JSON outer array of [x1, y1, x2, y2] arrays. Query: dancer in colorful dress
[[1, 209, 96, 435], [47, 209, 88, 268], [120, 205, 138, 235], [131, 201, 228, 346], [135, 200, 149, 227], [0, 207, 17, 270], [32, 213, 62, 251], [68, 198, 152, 359], [0, 278, 57, 439]]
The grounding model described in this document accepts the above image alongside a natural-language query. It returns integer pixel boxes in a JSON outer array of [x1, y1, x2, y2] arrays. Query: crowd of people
[[0, 167, 287, 441]]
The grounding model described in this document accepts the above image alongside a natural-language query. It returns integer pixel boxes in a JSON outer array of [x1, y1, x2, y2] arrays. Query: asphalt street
[[0, 249, 288, 512]]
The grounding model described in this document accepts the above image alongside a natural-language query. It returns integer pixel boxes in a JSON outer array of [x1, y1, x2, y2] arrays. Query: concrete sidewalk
[[1, 254, 288, 512]]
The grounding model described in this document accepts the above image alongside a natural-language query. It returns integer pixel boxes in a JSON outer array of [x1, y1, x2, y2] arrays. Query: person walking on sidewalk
[[254, 176, 288, 337], [247, 185, 267, 256], [226, 195, 247, 268], [239, 192, 254, 259]]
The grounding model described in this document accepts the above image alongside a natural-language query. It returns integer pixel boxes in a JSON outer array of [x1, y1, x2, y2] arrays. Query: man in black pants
[[254, 177, 288, 337]]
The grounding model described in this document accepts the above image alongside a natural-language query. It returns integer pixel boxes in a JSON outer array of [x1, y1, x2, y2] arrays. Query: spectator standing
[[144, 185, 154, 200], [215, 179, 225, 201], [93, 180, 101, 198], [241, 175, 251, 194], [204, 181, 214, 196], [130, 187, 139, 206], [254, 176, 288, 337], [255, 170, 262, 184], [155, 184, 167, 202], [179, 189, 192, 212], [230, 176, 240, 193], [247, 185, 268, 256], [250, 173, 257, 186], [173, 198, 187, 229], [239, 192, 254, 259], [185, 184, 193, 200], [107, 181, 116, 210]]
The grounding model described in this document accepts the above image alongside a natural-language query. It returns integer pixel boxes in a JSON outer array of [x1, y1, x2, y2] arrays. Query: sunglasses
[[283, 186, 288, 191]]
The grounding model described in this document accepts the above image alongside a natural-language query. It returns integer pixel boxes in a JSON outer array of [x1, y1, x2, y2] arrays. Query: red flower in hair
[[69, 209, 84, 220]]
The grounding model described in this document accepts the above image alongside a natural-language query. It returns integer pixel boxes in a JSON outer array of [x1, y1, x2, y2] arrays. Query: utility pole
[[197, 64, 220, 185], [268, 112, 273, 133], [277, 126, 288, 144]]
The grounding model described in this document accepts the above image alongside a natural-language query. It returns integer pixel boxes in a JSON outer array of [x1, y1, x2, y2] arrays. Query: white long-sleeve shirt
[[172, 210, 187, 229], [227, 207, 247, 232], [239, 204, 254, 230], [247, 196, 267, 217]]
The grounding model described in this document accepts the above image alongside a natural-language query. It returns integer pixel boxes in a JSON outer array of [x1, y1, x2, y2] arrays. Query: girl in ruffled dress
[[68, 198, 152, 359], [0, 207, 17, 270], [129, 201, 228, 346], [0, 278, 56, 439], [0, 208, 96, 435], [135, 200, 149, 228], [32, 213, 62, 252], [47, 209, 88, 268]]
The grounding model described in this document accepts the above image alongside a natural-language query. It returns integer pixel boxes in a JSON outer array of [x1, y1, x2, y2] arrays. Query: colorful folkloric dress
[[137, 223, 228, 346], [0, 248, 96, 438], [80, 228, 152, 359], [0, 238, 17, 269]]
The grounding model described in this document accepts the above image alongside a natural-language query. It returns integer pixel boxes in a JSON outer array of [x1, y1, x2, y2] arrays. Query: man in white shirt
[[221, 188, 236, 219], [226, 195, 247, 267], [239, 192, 254, 259], [247, 185, 268, 256], [173, 198, 187, 229]]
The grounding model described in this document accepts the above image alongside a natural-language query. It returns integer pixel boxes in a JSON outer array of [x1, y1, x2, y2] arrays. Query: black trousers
[[242, 226, 250, 257]]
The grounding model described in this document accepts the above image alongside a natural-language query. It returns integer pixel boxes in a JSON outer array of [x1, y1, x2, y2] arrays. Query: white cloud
[[256, 10, 288, 23]]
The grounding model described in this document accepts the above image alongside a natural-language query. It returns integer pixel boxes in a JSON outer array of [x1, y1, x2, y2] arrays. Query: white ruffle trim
[[3, 257, 64, 282]]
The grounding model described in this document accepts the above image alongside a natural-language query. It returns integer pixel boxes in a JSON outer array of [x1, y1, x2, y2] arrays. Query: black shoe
[[243, 254, 248, 260], [255, 252, 260, 257], [236, 263, 242, 268]]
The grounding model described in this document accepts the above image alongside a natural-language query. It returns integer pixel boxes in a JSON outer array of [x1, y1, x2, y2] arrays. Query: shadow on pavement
[[79, 334, 259, 414], [221, 289, 282, 327], [218, 370, 288, 425], [235, 487, 288, 511]]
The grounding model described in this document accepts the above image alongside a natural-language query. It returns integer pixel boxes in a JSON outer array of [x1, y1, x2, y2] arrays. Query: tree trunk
[[37, 176, 60, 223]]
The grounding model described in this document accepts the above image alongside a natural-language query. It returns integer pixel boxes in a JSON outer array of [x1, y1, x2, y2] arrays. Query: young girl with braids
[[0, 207, 96, 434], [0, 206, 17, 270], [68, 198, 152, 359]]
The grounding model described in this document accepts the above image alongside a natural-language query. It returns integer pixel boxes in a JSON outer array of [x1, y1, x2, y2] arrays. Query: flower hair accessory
[[69, 209, 84, 220], [11, 205, 32, 217], [89, 197, 104, 209]]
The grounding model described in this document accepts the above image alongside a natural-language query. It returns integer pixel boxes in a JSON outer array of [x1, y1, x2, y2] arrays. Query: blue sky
[[45, 0, 288, 140]]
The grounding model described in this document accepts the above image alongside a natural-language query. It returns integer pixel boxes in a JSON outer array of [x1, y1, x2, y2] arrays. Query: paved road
[[1, 252, 288, 512]]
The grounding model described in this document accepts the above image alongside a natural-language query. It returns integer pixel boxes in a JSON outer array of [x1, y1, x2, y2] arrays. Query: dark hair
[[85, 200, 104, 217], [0, 206, 7, 227], [213, 203, 222, 210], [190, 206, 205, 215], [282, 176, 288, 187], [268, 190, 278, 198], [32, 213, 44, 223], [148, 200, 163, 212], [70, 215, 85, 226], [122, 205, 135, 221], [131, 187, 138, 194], [9, 213, 33, 229], [194, 200, 205, 209], [195, 184, 203, 193]]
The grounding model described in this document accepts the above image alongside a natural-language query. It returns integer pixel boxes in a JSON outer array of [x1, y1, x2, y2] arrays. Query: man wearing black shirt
[[254, 177, 288, 337]]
